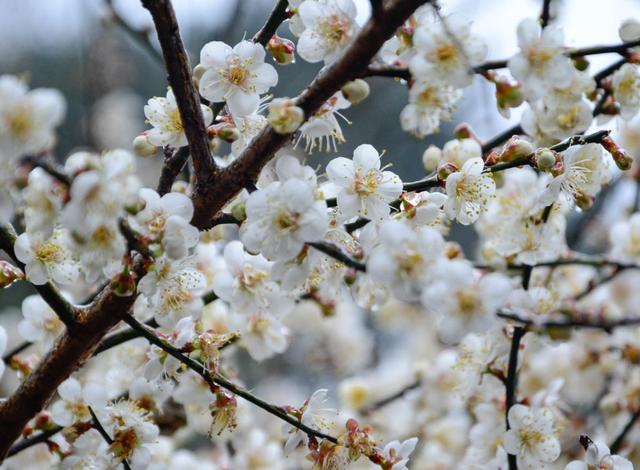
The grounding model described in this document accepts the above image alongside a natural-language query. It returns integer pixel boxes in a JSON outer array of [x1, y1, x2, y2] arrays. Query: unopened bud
[[343, 268, 357, 285], [0, 260, 23, 288], [437, 161, 458, 180], [209, 123, 240, 143], [422, 145, 442, 172], [572, 56, 589, 71], [601, 136, 634, 171], [267, 98, 305, 134], [132, 134, 157, 157], [341, 79, 370, 105], [484, 149, 500, 166], [267, 35, 295, 65], [535, 148, 557, 170], [500, 136, 534, 162], [230, 202, 246, 223], [495, 78, 524, 110], [453, 123, 477, 140], [444, 242, 463, 259], [110, 266, 138, 297], [574, 190, 594, 211], [193, 64, 207, 87]]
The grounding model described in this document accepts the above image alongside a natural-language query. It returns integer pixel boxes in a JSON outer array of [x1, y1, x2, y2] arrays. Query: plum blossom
[[19, 294, 65, 353], [612, 63, 640, 120], [508, 18, 575, 100], [144, 88, 213, 148], [564, 439, 633, 470], [131, 188, 199, 260], [50, 377, 108, 426], [380, 437, 419, 470], [610, 212, 640, 262], [14, 231, 79, 286], [296, 0, 358, 64], [240, 178, 328, 261], [284, 389, 337, 454], [198, 40, 278, 116], [410, 13, 487, 88], [367, 220, 445, 302], [297, 91, 350, 153], [400, 80, 462, 138], [503, 405, 561, 469], [326, 144, 402, 221], [0, 75, 66, 159], [445, 157, 496, 225]]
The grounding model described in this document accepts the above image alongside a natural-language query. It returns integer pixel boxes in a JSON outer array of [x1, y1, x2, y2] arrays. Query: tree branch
[[307, 241, 366, 272], [121, 314, 339, 444], [497, 310, 640, 332], [0, 260, 146, 460], [141, 0, 216, 191], [190, 0, 430, 229], [253, 0, 289, 46], [610, 407, 640, 454]]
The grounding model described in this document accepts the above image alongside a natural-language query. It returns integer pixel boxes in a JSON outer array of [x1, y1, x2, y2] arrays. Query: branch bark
[[141, 0, 216, 192], [190, 0, 430, 229]]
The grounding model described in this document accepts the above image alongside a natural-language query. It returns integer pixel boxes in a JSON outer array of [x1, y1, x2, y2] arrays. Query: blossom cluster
[[2, 2, 640, 470]]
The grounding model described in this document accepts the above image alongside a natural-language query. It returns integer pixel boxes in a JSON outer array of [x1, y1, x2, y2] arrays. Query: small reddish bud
[[0, 260, 24, 288], [267, 35, 295, 65], [500, 136, 534, 162], [437, 161, 458, 181], [601, 136, 634, 171]]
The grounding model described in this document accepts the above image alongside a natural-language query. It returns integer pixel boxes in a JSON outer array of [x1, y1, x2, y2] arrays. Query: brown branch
[[0, 225, 77, 330], [498, 310, 640, 332], [141, 0, 216, 192], [362, 379, 421, 415], [156, 147, 189, 196], [121, 314, 339, 444], [540, 0, 553, 28], [610, 407, 640, 454], [0, 260, 145, 460], [190, 0, 430, 229], [253, 0, 289, 46]]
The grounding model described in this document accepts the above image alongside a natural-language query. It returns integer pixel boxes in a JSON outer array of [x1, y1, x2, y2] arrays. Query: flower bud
[[341, 79, 370, 105], [495, 77, 524, 110], [601, 136, 634, 170], [267, 35, 295, 65], [209, 123, 240, 143], [453, 123, 477, 141], [484, 149, 500, 166], [422, 145, 442, 172], [230, 202, 246, 223], [500, 136, 534, 162], [574, 190, 594, 211], [110, 266, 138, 297], [437, 161, 458, 180], [535, 148, 557, 170], [132, 134, 157, 158], [0, 260, 23, 288], [267, 98, 305, 134], [572, 56, 589, 71]]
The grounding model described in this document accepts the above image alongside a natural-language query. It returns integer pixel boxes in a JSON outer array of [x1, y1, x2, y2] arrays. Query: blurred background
[[1, 0, 640, 409]]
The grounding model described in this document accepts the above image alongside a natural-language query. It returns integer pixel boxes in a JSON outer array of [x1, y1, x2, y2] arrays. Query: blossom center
[[354, 169, 380, 196], [318, 15, 350, 46], [6, 107, 32, 140]]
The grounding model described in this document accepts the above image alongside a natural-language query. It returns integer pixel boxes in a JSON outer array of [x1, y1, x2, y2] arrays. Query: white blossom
[[503, 405, 561, 469], [445, 157, 496, 225]]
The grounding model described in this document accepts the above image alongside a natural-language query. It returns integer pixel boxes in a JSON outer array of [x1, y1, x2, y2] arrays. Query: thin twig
[[253, 0, 289, 46], [307, 241, 366, 272], [121, 314, 339, 444], [88, 406, 133, 470], [505, 326, 526, 470], [497, 310, 640, 332], [6, 426, 64, 458], [540, 0, 553, 28], [362, 379, 421, 415], [610, 407, 640, 454]]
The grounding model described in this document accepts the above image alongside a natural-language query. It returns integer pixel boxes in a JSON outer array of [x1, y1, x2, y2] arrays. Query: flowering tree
[[2, 0, 640, 468]]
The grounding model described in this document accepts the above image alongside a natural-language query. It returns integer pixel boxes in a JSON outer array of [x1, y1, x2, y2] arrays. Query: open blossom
[[503, 405, 561, 469], [367, 220, 445, 302], [19, 294, 65, 353], [237, 309, 289, 361], [198, 40, 278, 117], [380, 437, 419, 470], [400, 80, 462, 138], [131, 189, 199, 260], [14, 231, 79, 286], [524, 98, 593, 143], [240, 178, 328, 261], [233, 429, 284, 470], [50, 377, 107, 426], [508, 18, 575, 99], [610, 212, 640, 262], [421, 259, 512, 344], [326, 144, 402, 221], [612, 63, 640, 120], [445, 157, 496, 225], [296, 0, 358, 64], [564, 439, 633, 470], [284, 389, 337, 454], [213, 240, 293, 315], [410, 13, 487, 88], [144, 88, 213, 148], [0, 74, 66, 159], [297, 91, 350, 153], [540, 143, 612, 206], [22, 168, 63, 239]]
